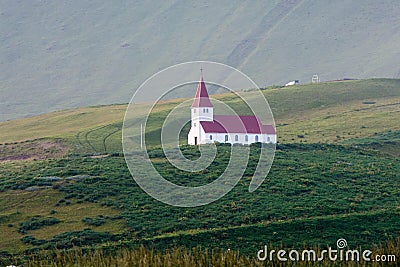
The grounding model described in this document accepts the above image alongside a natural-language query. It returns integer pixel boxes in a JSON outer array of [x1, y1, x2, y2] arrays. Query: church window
[[245, 135, 248, 141], [235, 135, 238, 141], [255, 135, 259, 142], [225, 135, 228, 142], [210, 135, 212, 140]]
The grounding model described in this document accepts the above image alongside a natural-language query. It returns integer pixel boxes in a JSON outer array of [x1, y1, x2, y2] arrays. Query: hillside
[[1, 143, 400, 258], [1, 1, 400, 121], [0, 79, 399, 263], [0, 79, 399, 157]]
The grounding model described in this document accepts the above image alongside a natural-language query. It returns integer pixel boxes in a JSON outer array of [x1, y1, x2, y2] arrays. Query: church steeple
[[191, 75, 213, 123], [191, 76, 213, 108]]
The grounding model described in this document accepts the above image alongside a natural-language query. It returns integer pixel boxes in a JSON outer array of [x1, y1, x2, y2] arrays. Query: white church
[[188, 76, 276, 145]]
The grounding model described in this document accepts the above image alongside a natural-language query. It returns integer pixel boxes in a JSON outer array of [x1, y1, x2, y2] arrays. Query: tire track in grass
[[102, 124, 122, 153], [83, 128, 99, 153], [75, 131, 90, 152], [75, 124, 121, 154], [84, 124, 115, 154]]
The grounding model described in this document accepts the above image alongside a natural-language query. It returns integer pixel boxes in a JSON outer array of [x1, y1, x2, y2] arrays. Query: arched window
[[225, 135, 228, 142], [203, 108, 205, 112], [255, 135, 259, 142], [235, 135, 238, 142], [210, 135, 213, 140], [267, 136, 270, 142], [245, 135, 248, 142]]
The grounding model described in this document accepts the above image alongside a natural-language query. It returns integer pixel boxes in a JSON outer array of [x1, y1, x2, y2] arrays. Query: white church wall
[[188, 123, 206, 145], [266, 134, 276, 143], [202, 133, 276, 145]]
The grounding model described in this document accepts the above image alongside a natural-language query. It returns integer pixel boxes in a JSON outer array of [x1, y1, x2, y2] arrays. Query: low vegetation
[[1, 143, 399, 256], [2, 238, 400, 266], [0, 79, 399, 265]]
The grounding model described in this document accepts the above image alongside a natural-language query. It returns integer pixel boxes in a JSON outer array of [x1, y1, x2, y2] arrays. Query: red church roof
[[200, 115, 276, 134], [191, 76, 213, 108]]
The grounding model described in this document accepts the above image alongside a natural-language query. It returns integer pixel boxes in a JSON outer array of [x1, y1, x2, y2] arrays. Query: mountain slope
[[1, 1, 400, 121]]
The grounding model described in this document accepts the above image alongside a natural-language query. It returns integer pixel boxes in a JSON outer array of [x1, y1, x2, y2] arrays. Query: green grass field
[[0, 79, 399, 265], [1, 78, 399, 152]]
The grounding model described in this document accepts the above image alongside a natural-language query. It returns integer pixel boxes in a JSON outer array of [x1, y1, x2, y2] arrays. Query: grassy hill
[[0, 79, 399, 264], [1, 78, 399, 155], [1, 1, 400, 121], [1, 144, 399, 260]]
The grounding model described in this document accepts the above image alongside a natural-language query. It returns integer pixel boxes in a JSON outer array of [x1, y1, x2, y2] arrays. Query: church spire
[[192, 75, 213, 107]]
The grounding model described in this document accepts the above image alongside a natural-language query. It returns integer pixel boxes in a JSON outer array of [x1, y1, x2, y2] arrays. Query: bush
[[21, 235, 46, 245], [18, 217, 60, 233], [49, 229, 116, 249], [82, 215, 106, 226]]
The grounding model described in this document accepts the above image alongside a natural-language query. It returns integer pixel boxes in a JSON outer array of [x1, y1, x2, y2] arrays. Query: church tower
[[189, 75, 213, 145], [191, 75, 213, 122]]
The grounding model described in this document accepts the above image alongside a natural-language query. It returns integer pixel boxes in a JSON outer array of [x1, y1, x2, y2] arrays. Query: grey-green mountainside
[[1, 0, 400, 121]]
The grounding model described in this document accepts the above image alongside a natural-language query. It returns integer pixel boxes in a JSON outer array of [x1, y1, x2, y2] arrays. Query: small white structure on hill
[[312, 74, 320, 83], [188, 76, 276, 145], [285, 80, 299, 86]]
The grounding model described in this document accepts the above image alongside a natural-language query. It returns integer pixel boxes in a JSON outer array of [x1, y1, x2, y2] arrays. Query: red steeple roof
[[192, 76, 213, 108]]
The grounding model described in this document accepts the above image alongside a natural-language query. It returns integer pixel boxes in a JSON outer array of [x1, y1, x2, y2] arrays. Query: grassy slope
[[0, 78, 399, 152], [1, 144, 399, 255], [0, 189, 124, 253], [0, 79, 399, 254], [0, 104, 126, 143]]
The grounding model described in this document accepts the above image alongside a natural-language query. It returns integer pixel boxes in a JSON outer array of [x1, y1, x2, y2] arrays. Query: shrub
[[21, 235, 46, 245], [82, 216, 106, 226], [18, 217, 60, 233]]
